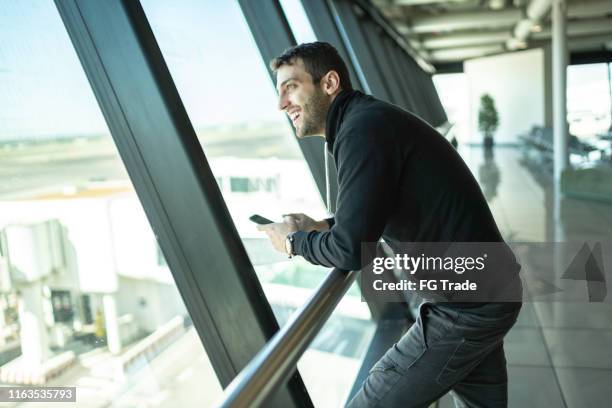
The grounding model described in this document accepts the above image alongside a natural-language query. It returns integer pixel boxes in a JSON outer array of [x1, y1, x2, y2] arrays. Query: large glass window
[[279, 0, 317, 44], [141, 1, 374, 406], [567, 63, 612, 138], [433, 73, 469, 143], [0, 1, 221, 406]]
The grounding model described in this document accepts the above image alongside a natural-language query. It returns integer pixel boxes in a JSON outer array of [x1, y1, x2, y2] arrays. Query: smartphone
[[249, 214, 274, 225]]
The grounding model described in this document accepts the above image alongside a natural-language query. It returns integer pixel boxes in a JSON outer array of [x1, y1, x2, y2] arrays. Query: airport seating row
[[518, 126, 597, 159]]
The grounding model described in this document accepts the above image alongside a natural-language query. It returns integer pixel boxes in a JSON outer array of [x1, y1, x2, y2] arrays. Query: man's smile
[[288, 109, 301, 126]]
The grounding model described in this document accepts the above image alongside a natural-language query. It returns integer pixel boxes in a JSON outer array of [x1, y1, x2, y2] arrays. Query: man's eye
[[287, 84, 297, 90]]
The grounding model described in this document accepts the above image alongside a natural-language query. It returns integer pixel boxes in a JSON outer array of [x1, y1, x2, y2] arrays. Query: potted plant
[[478, 93, 499, 149]]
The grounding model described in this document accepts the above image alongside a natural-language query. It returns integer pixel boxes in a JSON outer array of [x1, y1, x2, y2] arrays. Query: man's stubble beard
[[298, 87, 331, 138]]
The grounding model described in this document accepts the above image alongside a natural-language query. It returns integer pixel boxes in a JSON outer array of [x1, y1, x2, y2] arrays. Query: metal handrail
[[214, 267, 358, 408]]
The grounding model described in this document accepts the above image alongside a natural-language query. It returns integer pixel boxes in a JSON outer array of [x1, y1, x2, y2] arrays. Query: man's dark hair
[[270, 42, 353, 90]]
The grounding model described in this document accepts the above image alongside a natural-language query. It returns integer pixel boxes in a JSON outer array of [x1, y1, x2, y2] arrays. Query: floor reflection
[[438, 145, 612, 408], [478, 148, 501, 203]]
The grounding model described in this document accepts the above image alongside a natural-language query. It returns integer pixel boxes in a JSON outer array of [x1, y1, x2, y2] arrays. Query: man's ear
[[321, 70, 341, 95]]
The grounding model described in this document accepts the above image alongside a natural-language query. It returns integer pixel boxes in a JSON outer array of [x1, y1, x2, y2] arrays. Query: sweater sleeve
[[292, 121, 403, 270]]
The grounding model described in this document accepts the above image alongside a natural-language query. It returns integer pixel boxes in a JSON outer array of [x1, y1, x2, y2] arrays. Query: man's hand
[[257, 216, 299, 254], [282, 213, 330, 232]]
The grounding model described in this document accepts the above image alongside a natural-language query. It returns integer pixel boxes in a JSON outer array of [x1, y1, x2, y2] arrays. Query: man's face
[[276, 59, 331, 138]]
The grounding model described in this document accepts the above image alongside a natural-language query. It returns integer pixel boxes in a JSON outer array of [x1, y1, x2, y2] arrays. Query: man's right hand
[[283, 213, 330, 232]]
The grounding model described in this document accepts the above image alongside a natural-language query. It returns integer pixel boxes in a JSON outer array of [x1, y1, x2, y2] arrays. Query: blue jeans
[[347, 301, 522, 408]]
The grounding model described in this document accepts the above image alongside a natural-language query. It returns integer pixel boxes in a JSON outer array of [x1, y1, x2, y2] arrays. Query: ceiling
[[370, 0, 612, 67]]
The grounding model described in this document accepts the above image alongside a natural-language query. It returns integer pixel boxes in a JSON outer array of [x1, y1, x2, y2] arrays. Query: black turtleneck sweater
[[291, 90, 504, 271]]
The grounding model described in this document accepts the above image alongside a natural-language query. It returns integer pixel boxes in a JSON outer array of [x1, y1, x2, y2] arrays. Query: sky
[[1, 0, 610, 141], [0, 0, 315, 141], [0, 0, 108, 139], [279, 0, 317, 44]]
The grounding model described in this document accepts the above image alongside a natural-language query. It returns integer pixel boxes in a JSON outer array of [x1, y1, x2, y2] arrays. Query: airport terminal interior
[[0, 0, 611, 407]]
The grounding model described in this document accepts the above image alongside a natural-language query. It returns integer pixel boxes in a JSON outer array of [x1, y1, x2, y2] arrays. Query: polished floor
[[439, 146, 612, 408]]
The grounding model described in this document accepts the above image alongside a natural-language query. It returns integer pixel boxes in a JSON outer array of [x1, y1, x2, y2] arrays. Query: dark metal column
[[380, 36, 418, 113], [329, 0, 394, 103], [359, 20, 405, 106]]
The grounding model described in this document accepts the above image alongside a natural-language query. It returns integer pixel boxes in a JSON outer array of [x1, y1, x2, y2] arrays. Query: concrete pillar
[[552, 0, 569, 182], [552, 1, 568, 300], [103, 294, 121, 354], [18, 282, 50, 365], [608, 62, 612, 131]]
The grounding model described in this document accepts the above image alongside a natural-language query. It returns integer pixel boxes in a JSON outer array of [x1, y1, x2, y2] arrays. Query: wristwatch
[[285, 232, 296, 258]]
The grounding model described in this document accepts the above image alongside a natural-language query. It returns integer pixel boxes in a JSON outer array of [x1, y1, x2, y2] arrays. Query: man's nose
[[278, 93, 289, 111]]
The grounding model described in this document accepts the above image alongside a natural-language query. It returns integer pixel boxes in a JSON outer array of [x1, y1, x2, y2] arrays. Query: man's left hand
[[257, 216, 299, 254]]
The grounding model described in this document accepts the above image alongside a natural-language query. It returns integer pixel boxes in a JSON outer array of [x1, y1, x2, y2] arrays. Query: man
[[258, 42, 521, 408]]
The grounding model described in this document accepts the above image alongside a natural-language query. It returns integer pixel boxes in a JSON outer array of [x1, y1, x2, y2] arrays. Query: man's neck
[[320, 90, 342, 139]]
